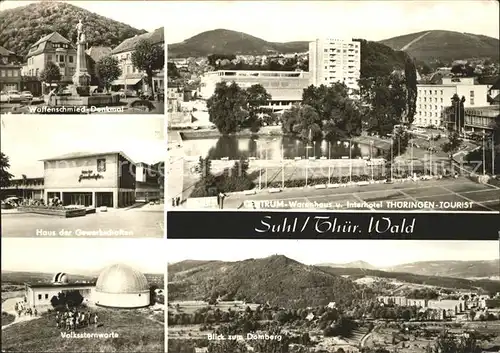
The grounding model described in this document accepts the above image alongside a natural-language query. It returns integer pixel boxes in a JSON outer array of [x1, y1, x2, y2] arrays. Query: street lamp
[[370, 140, 374, 181], [410, 139, 414, 177], [390, 139, 394, 181], [349, 138, 353, 183], [253, 139, 262, 189], [328, 141, 332, 184], [281, 141, 285, 189], [483, 131, 486, 176], [429, 133, 433, 177], [492, 134, 496, 176]]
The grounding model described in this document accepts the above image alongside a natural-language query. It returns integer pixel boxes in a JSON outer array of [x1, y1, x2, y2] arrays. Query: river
[[181, 135, 382, 160]]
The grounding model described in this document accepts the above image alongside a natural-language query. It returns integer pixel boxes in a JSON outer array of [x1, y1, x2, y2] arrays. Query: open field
[[213, 177, 500, 211], [1, 208, 164, 237], [1, 306, 164, 352]]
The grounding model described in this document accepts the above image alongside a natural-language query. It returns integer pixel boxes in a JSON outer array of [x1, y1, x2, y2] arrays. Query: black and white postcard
[[1, 237, 165, 353], [167, 239, 500, 353], [1, 115, 165, 237], [165, 0, 500, 212], [0, 1, 165, 115]]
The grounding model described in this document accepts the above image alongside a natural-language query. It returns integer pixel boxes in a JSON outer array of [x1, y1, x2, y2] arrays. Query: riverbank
[[179, 125, 282, 140]]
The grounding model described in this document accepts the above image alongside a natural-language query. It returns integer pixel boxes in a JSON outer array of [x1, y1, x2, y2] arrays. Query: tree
[[195, 157, 216, 193], [39, 61, 61, 92], [131, 39, 165, 94], [281, 104, 322, 142], [360, 74, 407, 136], [95, 55, 121, 92], [404, 56, 418, 124], [0, 152, 14, 188], [207, 82, 248, 134], [430, 330, 482, 353], [441, 130, 463, 175], [167, 62, 180, 79], [245, 84, 271, 132], [208, 340, 248, 353], [447, 94, 466, 131]]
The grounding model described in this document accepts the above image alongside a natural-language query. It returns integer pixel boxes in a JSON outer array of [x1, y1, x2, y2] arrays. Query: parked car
[[118, 88, 136, 98], [7, 90, 22, 102], [0, 91, 9, 103], [21, 91, 33, 100]]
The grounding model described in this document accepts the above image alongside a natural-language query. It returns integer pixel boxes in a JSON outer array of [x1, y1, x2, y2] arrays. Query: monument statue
[[72, 19, 91, 95], [76, 20, 84, 43]]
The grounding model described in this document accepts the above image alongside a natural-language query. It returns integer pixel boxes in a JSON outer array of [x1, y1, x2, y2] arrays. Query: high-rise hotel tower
[[309, 38, 361, 94]]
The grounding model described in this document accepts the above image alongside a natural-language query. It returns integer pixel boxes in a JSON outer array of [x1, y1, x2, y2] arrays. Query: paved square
[[1, 208, 164, 237], [220, 177, 500, 212]]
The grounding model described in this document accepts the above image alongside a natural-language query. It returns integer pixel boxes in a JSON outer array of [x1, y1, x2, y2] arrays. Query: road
[[200, 177, 500, 211], [2, 297, 41, 330]]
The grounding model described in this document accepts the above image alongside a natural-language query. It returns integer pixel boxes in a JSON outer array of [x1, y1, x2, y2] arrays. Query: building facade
[[415, 77, 489, 127], [24, 265, 151, 309], [110, 27, 164, 95], [167, 84, 184, 112], [1, 177, 44, 200], [200, 70, 310, 111], [462, 106, 499, 134], [0, 46, 22, 92], [24, 32, 77, 84], [135, 162, 163, 202], [25, 283, 95, 308], [308, 38, 361, 93], [41, 151, 137, 208]]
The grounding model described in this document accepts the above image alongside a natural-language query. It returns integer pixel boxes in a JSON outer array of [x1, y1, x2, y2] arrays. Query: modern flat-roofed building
[[200, 70, 310, 111], [24, 272, 96, 309], [415, 77, 489, 127], [308, 38, 361, 94], [41, 151, 138, 208], [461, 106, 499, 134], [135, 161, 163, 202], [1, 176, 44, 200]]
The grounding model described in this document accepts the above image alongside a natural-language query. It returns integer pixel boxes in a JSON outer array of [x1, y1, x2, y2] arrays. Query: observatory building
[[24, 264, 151, 309], [24, 272, 95, 308], [93, 264, 151, 308]]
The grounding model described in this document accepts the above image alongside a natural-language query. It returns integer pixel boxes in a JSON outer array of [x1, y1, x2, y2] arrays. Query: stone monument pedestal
[[71, 71, 91, 97]]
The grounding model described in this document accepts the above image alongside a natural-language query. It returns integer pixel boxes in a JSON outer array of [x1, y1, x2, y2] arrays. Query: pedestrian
[[176, 196, 180, 206]]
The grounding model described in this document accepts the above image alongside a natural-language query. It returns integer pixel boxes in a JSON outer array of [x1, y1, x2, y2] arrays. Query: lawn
[[1, 307, 164, 352]]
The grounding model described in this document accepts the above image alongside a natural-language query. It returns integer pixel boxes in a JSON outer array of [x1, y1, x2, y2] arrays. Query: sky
[[1, 237, 165, 274], [167, 240, 499, 267], [164, 0, 500, 44], [0, 116, 165, 178], [0, 0, 167, 32], [1, 1, 497, 43]]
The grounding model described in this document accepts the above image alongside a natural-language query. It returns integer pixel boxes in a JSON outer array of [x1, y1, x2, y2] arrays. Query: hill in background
[[169, 28, 499, 65], [0, 1, 147, 57], [318, 260, 377, 270], [1, 271, 95, 284], [168, 255, 360, 308], [386, 259, 500, 279], [318, 266, 500, 295], [380, 30, 500, 63], [168, 29, 308, 58]]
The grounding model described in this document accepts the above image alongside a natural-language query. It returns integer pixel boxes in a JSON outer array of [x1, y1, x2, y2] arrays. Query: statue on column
[[76, 19, 84, 43]]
